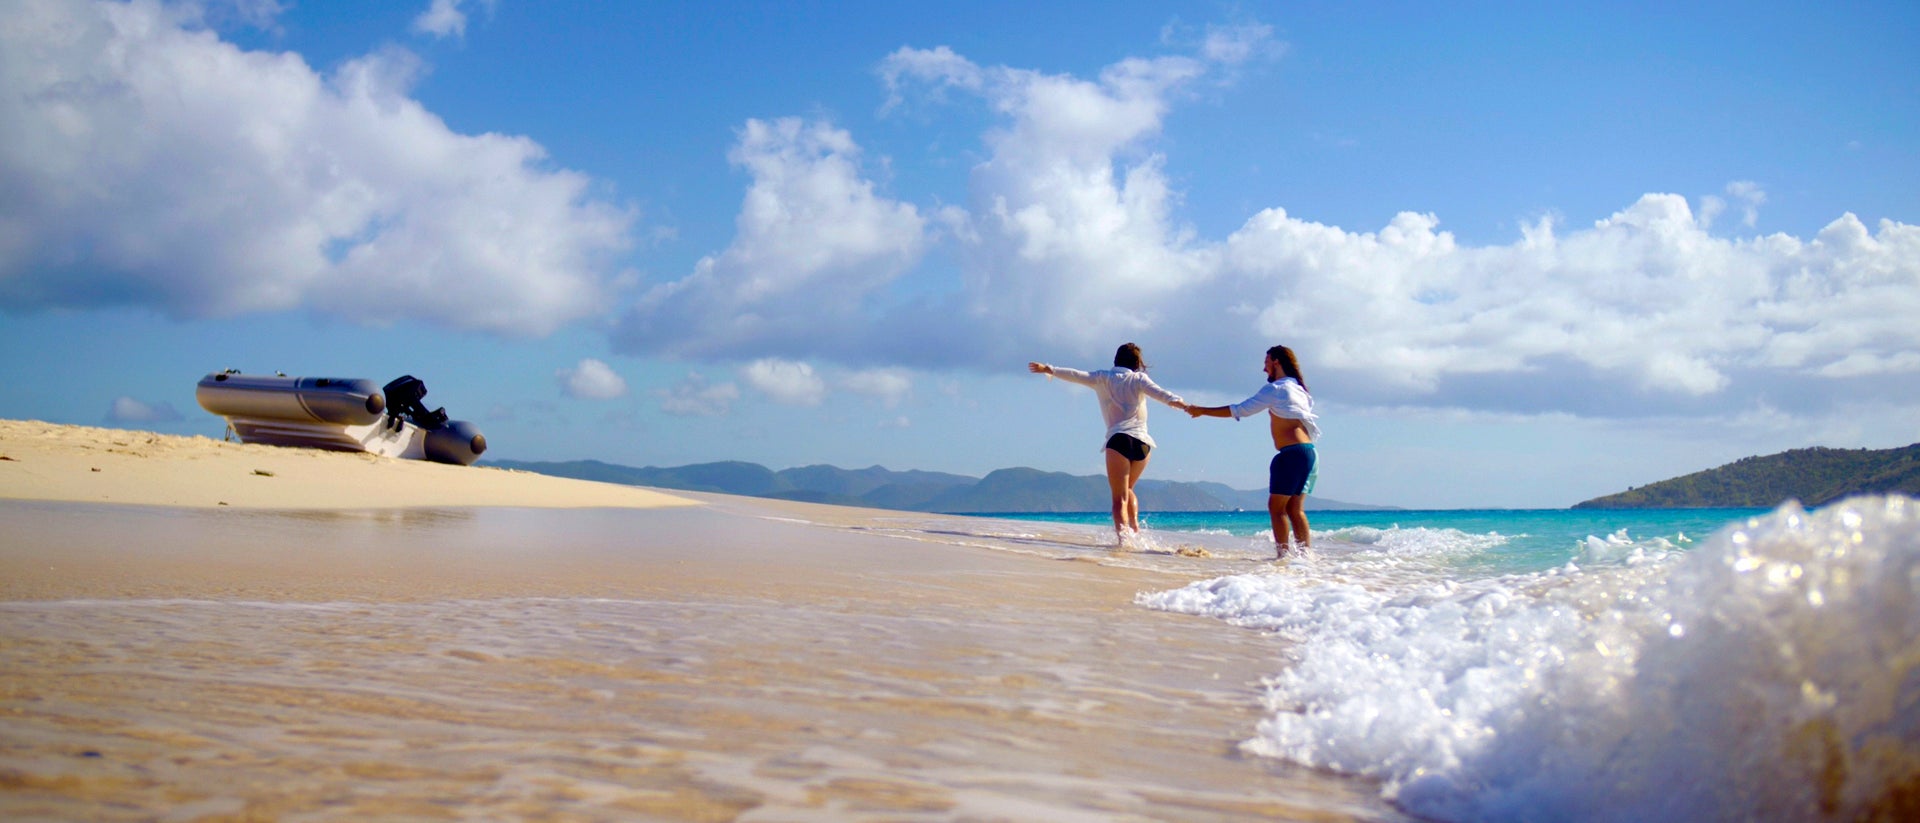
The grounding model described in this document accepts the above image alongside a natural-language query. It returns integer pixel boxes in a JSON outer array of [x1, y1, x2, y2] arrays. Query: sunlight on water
[[1137, 497, 1920, 822]]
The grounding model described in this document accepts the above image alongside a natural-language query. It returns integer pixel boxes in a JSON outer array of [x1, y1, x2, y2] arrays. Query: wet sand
[[0, 421, 1409, 820]]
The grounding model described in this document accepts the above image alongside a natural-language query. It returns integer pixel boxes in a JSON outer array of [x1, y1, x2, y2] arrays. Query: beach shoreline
[[0, 418, 698, 511], [0, 420, 1407, 820]]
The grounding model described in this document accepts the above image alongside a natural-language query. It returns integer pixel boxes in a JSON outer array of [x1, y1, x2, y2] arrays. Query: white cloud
[[412, 0, 494, 39], [105, 396, 182, 423], [878, 45, 983, 112], [841, 368, 913, 407], [1703, 181, 1768, 230], [1202, 196, 1920, 408], [871, 39, 1232, 360], [1725, 180, 1767, 228], [413, 0, 467, 38], [614, 118, 928, 358], [1197, 22, 1280, 64], [619, 38, 1244, 365], [616, 34, 1919, 423], [556, 358, 628, 400], [0, 0, 634, 336], [742, 358, 826, 406], [657, 373, 739, 417]]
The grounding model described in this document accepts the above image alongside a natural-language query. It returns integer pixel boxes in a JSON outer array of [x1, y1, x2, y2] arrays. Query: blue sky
[[2, 0, 1916, 508]]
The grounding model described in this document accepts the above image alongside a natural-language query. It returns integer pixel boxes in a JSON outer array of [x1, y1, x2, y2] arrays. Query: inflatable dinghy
[[196, 371, 486, 466]]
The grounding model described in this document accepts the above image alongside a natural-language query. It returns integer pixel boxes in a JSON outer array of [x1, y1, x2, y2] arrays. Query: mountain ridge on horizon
[[1574, 442, 1920, 509], [483, 457, 1400, 513]]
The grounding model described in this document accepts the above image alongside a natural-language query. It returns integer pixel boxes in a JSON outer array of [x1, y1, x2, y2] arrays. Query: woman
[[1028, 343, 1187, 539]]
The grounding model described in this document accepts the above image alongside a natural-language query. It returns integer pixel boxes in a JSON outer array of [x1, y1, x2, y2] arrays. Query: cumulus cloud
[[0, 0, 634, 336], [613, 31, 1920, 422], [657, 373, 739, 417], [556, 358, 628, 400], [1200, 196, 1920, 409], [105, 396, 182, 423], [616, 33, 1250, 365], [742, 358, 827, 406], [612, 118, 928, 359]]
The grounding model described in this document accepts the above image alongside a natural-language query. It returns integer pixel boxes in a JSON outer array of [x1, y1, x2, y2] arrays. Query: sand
[[0, 420, 1407, 821], [0, 418, 697, 510]]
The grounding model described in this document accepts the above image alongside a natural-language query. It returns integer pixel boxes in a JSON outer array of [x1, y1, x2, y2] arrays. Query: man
[[1187, 345, 1320, 558]]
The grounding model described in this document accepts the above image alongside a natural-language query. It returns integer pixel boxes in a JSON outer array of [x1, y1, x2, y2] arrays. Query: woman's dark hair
[[1267, 344, 1306, 392], [1114, 342, 1146, 371]]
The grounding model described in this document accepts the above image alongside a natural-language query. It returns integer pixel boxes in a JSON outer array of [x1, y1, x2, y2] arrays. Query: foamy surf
[[1138, 496, 1920, 822]]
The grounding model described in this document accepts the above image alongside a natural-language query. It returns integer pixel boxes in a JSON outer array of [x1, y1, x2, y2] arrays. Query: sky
[[2, 0, 1917, 509]]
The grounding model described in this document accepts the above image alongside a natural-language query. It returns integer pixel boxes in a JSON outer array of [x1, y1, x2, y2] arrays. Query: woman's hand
[[1027, 362, 1052, 375]]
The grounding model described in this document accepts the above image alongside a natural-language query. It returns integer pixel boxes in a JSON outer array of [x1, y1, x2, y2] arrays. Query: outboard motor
[[382, 375, 487, 465], [382, 375, 448, 430]]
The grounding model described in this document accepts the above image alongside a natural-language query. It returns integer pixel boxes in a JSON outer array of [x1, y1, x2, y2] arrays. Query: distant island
[[1574, 443, 1920, 509], [483, 458, 1398, 513]]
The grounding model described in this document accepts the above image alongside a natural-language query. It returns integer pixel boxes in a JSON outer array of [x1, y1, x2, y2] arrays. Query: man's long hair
[[1268, 345, 1307, 392]]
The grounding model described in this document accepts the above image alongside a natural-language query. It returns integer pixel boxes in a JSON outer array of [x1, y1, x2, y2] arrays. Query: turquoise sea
[[989, 507, 1771, 575]]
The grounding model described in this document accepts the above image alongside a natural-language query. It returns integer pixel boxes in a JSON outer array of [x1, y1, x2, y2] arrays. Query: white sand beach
[[0, 420, 1407, 821], [0, 419, 697, 510]]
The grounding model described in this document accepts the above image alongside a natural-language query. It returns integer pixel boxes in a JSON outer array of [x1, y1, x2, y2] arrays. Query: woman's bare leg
[[1104, 448, 1132, 535], [1124, 454, 1150, 532]]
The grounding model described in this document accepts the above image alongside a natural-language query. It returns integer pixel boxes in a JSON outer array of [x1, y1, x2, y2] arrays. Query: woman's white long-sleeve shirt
[[1049, 366, 1184, 447]]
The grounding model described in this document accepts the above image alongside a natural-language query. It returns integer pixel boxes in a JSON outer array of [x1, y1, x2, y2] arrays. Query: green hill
[[1574, 443, 1920, 509], [486, 458, 1393, 512]]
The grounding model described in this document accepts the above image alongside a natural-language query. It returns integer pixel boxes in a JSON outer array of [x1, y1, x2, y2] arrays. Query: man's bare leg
[[1286, 494, 1310, 549], [1269, 493, 1295, 557]]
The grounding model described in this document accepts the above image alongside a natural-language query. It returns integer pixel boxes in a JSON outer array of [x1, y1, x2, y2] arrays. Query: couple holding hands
[[1028, 343, 1320, 558]]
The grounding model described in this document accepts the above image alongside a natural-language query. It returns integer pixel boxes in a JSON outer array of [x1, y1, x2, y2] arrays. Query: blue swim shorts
[[1268, 442, 1317, 496]]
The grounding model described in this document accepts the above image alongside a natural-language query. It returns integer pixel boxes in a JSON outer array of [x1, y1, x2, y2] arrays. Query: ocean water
[[4, 497, 1915, 821], [994, 507, 1768, 575], [994, 500, 1920, 821], [0, 501, 1412, 821]]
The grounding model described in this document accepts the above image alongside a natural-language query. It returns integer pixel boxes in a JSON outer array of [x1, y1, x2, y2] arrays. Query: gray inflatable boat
[[196, 372, 486, 466]]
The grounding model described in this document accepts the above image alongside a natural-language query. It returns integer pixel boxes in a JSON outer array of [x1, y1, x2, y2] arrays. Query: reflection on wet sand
[[0, 500, 1409, 821]]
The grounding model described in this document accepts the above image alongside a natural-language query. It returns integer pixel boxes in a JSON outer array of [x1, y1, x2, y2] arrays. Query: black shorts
[[1105, 433, 1152, 462]]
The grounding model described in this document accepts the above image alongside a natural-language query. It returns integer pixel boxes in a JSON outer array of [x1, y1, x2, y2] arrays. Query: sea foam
[[1138, 496, 1920, 822]]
